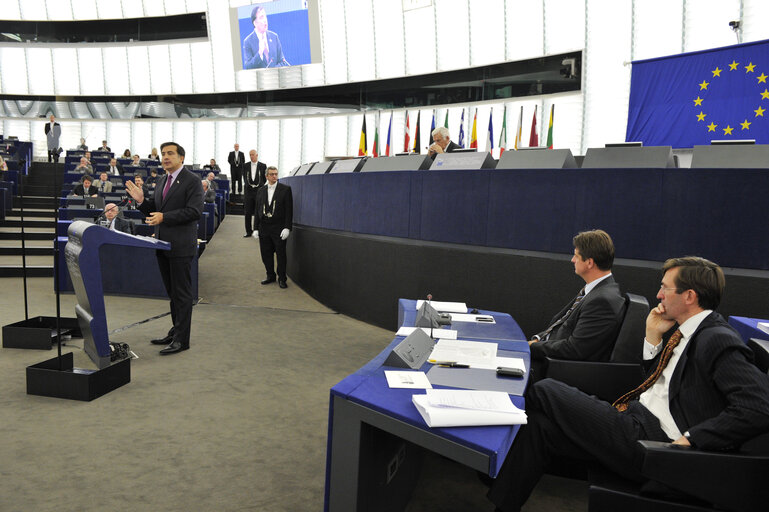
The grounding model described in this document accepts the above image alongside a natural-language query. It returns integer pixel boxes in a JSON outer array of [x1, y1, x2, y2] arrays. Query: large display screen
[[231, 0, 321, 71]]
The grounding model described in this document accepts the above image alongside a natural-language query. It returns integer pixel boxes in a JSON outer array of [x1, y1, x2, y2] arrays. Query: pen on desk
[[431, 361, 470, 368]]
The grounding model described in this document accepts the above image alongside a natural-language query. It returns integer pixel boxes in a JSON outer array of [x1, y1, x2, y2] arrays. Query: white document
[[412, 389, 527, 427], [415, 300, 467, 313], [450, 313, 496, 324], [428, 339, 497, 367], [396, 326, 457, 340], [758, 322, 769, 335], [385, 371, 433, 389]]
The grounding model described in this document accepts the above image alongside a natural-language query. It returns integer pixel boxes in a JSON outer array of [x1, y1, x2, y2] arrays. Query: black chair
[[588, 337, 769, 512], [545, 292, 649, 402]]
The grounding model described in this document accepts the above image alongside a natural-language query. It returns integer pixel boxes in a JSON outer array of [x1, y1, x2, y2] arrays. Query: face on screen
[[254, 8, 268, 34]]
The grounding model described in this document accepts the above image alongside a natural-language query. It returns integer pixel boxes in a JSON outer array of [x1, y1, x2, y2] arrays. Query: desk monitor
[[329, 157, 367, 173], [297, 162, 315, 175], [308, 160, 335, 175], [289, 166, 301, 176], [429, 151, 496, 170], [452, 148, 478, 153], [360, 155, 433, 172], [691, 144, 769, 168], [710, 139, 756, 145], [84, 196, 106, 209], [496, 148, 577, 169], [582, 146, 675, 168], [383, 328, 435, 369]]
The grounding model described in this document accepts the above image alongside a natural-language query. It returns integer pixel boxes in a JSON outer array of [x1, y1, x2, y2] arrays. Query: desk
[[325, 302, 528, 512], [728, 316, 769, 343]]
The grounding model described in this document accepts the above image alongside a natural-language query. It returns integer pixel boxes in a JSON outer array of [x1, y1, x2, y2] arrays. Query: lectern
[[26, 221, 170, 401]]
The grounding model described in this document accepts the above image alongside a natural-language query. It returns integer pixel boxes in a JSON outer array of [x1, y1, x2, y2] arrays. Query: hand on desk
[[672, 435, 691, 446]]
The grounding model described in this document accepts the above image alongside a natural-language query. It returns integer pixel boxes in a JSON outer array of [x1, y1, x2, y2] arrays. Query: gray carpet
[[0, 215, 587, 511]]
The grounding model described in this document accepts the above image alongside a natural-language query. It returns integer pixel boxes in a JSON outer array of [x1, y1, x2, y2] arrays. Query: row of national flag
[[358, 105, 555, 156]]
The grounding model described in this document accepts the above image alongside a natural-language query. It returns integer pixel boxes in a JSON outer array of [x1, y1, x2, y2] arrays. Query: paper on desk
[[466, 356, 527, 372], [758, 322, 769, 335], [385, 371, 432, 389], [428, 339, 497, 367], [450, 313, 496, 324], [412, 390, 527, 427], [415, 300, 467, 313], [396, 326, 457, 340]]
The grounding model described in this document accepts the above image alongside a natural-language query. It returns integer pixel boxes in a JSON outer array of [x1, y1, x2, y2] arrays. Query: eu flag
[[626, 39, 769, 147]]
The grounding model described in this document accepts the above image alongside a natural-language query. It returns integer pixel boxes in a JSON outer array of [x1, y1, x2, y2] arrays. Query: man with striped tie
[[488, 256, 769, 512], [528, 229, 625, 363]]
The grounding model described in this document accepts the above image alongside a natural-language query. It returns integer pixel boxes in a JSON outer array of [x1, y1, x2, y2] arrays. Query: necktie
[[162, 176, 172, 201], [538, 288, 586, 341], [613, 329, 684, 411]]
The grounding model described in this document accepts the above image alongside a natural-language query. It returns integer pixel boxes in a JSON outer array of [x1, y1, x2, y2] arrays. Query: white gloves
[[280, 228, 290, 240]]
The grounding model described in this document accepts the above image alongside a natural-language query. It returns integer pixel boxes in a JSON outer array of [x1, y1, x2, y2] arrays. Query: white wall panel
[[77, 47, 105, 94], [207, 0, 236, 93], [469, 0, 505, 66], [102, 47, 130, 95], [215, 121, 237, 175], [126, 46, 152, 95], [325, 115, 348, 157], [95, 0, 123, 19], [52, 48, 82, 95], [2, 1, 22, 18], [237, 119, 259, 154], [372, 0, 406, 79], [403, 5, 436, 75], [506, 0, 543, 61], [280, 118, 302, 174], [344, 0, 376, 82], [633, 0, 683, 61], [435, 0, 470, 71], [60, 121, 82, 152], [544, 0, 585, 54], [163, 0, 188, 16], [0, 48, 29, 94], [684, 0, 740, 52], [742, 0, 769, 43], [257, 119, 280, 171], [173, 122, 195, 163], [302, 116, 325, 163], [142, 0, 166, 17], [153, 122, 174, 152], [71, 0, 99, 20], [170, 44, 194, 94], [190, 41, 215, 93], [147, 45, 171, 94], [45, 0, 74, 20], [81, 122, 107, 152], [194, 122, 216, 168], [132, 121, 153, 160], [122, 0, 145, 18], [107, 122, 132, 157], [27, 48, 55, 95], [20, 0, 47, 20], [319, 0, 348, 84]]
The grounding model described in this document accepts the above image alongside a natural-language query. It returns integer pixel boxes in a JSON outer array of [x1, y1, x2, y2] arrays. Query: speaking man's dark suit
[[227, 150, 245, 194], [243, 30, 285, 69], [530, 276, 625, 362], [138, 168, 203, 350], [488, 312, 769, 511], [73, 184, 98, 196], [256, 182, 293, 283], [243, 160, 266, 236]]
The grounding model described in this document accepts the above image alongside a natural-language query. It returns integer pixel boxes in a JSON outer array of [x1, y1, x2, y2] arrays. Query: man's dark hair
[[81, 175, 93, 183], [160, 142, 185, 159], [251, 5, 265, 23], [573, 229, 614, 270], [662, 256, 724, 310]]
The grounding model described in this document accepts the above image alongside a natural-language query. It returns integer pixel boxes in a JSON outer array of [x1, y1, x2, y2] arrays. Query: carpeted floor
[[0, 215, 587, 511]]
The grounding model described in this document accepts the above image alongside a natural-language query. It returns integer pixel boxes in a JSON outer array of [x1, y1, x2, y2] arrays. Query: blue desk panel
[[728, 316, 769, 343]]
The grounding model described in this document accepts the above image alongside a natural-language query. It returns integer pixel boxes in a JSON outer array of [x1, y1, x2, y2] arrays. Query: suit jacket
[[108, 163, 124, 176], [204, 189, 216, 203], [109, 216, 135, 235], [256, 182, 293, 235], [636, 312, 769, 450], [96, 180, 113, 193], [137, 168, 203, 258], [75, 165, 93, 175], [73, 184, 98, 196], [228, 151, 245, 173], [530, 276, 625, 361], [429, 140, 462, 160], [244, 160, 267, 190], [243, 30, 285, 69], [99, 146, 111, 152]]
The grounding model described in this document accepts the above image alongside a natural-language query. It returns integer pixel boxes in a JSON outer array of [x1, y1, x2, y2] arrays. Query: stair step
[[0, 232, 55, 241], [0, 265, 53, 278], [0, 246, 52, 256], [1, 218, 55, 228]]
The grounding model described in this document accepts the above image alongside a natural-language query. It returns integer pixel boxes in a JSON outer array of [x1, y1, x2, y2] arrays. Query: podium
[[26, 221, 170, 401]]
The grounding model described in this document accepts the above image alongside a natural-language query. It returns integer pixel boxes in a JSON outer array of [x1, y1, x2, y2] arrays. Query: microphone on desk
[[427, 293, 434, 338]]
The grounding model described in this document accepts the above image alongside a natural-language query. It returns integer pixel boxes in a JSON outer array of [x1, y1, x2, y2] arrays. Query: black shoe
[[151, 335, 173, 345], [261, 277, 276, 285], [278, 280, 287, 289], [243, 233, 252, 238], [159, 340, 189, 355]]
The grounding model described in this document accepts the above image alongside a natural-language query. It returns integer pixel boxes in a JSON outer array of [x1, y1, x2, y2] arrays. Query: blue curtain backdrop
[[626, 39, 769, 148]]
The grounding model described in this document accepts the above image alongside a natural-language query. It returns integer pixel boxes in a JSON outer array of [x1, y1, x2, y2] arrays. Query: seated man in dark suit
[[528, 229, 625, 364], [202, 179, 216, 204], [73, 175, 98, 197], [488, 256, 769, 512], [100, 203, 135, 234], [428, 126, 461, 159]]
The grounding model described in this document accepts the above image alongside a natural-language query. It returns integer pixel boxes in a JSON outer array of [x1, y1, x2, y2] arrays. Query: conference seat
[[545, 292, 649, 403], [588, 339, 769, 512]]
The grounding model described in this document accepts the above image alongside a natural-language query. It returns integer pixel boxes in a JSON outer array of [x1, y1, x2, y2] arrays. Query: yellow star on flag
[[707, 122, 717, 132], [746, 62, 756, 73], [694, 96, 704, 106], [712, 67, 722, 77], [758, 73, 768, 83], [723, 125, 734, 135], [699, 80, 709, 90], [755, 106, 766, 117], [729, 60, 739, 71], [696, 111, 706, 121], [761, 89, 769, 100], [741, 119, 751, 130]]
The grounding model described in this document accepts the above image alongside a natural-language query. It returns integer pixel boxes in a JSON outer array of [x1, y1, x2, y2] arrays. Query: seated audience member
[[131, 154, 142, 167], [84, 151, 92, 163], [204, 159, 220, 172], [528, 229, 625, 364], [205, 172, 218, 191], [148, 147, 160, 161], [77, 138, 88, 151], [428, 126, 461, 159], [98, 140, 111, 152], [122, 149, 132, 159], [101, 203, 135, 234], [488, 256, 769, 512], [145, 168, 160, 188], [107, 157, 124, 176], [0, 155, 7, 171], [96, 172, 113, 193], [133, 175, 150, 197], [202, 179, 216, 203], [73, 175, 98, 197], [74, 157, 93, 174]]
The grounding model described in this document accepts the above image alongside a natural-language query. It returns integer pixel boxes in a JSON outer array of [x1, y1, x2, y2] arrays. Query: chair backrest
[[610, 293, 650, 363], [748, 338, 769, 374]]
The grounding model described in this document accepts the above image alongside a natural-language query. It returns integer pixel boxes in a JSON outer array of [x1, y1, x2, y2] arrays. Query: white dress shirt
[[266, 181, 277, 203]]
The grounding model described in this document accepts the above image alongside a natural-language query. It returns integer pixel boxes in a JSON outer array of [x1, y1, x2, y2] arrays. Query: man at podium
[[126, 142, 203, 355]]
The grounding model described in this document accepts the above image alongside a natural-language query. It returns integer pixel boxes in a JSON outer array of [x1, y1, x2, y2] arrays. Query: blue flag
[[458, 109, 465, 148], [626, 39, 769, 147]]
